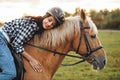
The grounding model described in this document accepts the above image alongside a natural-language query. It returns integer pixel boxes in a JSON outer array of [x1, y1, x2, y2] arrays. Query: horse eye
[[91, 35, 96, 38]]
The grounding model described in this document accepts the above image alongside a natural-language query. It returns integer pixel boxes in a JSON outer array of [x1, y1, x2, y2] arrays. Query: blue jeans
[[0, 33, 16, 80]]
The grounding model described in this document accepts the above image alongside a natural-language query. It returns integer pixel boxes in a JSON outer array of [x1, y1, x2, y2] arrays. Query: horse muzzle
[[91, 55, 106, 70], [86, 54, 107, 70]]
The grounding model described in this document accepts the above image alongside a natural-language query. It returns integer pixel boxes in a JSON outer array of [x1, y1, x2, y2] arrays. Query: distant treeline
[[1, 8, 120, 30], [65, 8, 120, 30]]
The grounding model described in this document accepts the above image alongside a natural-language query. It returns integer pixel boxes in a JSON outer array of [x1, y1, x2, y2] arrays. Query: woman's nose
[[48, 22, 53, 26]]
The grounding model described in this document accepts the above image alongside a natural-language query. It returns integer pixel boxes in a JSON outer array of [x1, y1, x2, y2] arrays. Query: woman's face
[[42, 16, 56, 29]]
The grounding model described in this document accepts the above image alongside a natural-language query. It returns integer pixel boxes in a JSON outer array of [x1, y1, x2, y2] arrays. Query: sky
[[0, 0, 120, 22]]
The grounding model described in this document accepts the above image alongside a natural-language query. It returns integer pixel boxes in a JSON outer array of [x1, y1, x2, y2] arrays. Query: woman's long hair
[[24, 13, 51, 33]]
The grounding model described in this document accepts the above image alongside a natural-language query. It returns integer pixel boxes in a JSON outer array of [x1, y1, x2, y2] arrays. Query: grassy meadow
[[53, 30, 120, 80]]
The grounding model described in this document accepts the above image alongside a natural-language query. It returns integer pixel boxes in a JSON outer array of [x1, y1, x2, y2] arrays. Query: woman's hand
[[21, 51, 42, 72], [29, 58, 42, 72]]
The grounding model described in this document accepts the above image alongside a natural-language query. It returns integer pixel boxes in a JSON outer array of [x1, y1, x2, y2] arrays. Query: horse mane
[[86, 16, 98, 34], [31, 15, 98, 49], [32, 17, 80, 49]]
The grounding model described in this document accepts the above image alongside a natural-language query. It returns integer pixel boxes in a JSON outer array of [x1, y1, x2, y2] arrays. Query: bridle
[[77, 21, 103, 57], [26, 21, 103, 66]]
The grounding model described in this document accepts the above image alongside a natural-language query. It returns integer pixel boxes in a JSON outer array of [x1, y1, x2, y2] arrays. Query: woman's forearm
[[21, 51, 42, 72], [21, 51, 34, 61]]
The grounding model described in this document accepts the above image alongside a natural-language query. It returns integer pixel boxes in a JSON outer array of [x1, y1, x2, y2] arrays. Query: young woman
[[0, 7, 65, 80]]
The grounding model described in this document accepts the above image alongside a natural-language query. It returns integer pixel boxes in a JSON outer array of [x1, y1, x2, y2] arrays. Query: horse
[[23, 10, 107, 80]]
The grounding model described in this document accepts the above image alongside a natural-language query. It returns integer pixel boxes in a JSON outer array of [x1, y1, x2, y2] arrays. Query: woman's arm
[[21, 51, 42, 72]]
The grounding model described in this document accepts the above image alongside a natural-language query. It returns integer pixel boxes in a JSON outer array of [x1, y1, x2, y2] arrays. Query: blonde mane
[[31, 16, 98, 49], [86, 16, 98, 34]]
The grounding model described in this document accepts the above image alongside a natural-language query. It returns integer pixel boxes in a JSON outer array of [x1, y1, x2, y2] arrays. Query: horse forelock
[[86, 16, 98, 34], [33, 17, 80, 49]]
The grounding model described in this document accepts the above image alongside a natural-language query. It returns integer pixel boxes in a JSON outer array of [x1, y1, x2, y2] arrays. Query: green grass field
[[53, 30, 120, 80]]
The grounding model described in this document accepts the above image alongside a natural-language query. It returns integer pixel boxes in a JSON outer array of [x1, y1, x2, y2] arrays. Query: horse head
[[72, 9, 107, 70]]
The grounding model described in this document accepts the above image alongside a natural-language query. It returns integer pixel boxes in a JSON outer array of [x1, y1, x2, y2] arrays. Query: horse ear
[[80, 9, 86, 22]]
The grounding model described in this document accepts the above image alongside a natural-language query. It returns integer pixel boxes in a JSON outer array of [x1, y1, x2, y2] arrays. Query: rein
[[26, 43, 83, 59], [26, 21, 103, 66]]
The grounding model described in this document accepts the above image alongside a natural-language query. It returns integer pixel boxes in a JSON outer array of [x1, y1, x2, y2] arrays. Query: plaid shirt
[[2, 17, 39, 53]]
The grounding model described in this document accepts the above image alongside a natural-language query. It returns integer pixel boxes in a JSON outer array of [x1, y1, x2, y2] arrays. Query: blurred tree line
[[0, 8, 120, 30], [65, 8, 120, 30]]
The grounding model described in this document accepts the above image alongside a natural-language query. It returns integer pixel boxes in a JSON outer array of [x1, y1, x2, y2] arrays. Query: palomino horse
[[23, 10, 107, 80]]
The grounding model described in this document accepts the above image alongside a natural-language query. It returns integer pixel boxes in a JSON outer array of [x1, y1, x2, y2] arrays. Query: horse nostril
[[103, 60, 106, 65]]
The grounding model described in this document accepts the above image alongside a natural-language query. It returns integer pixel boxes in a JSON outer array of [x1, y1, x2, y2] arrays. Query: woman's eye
[[91, 35, 96, 38], [48, 19, 52, 22]]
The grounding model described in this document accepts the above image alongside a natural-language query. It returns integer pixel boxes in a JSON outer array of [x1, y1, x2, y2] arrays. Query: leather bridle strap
[[76, 21, 90, 53]]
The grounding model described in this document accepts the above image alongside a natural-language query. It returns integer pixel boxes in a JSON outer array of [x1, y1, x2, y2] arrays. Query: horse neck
[[47, 43, 71, 76]]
